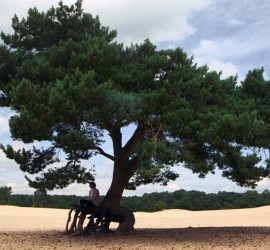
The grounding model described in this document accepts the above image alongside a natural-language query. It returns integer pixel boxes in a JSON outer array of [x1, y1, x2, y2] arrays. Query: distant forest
[[1, 186, 270, 212]]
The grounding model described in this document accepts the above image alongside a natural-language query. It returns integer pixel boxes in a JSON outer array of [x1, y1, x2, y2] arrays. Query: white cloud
[[193, 39, 219, 55], [48, 183, 86, 196], [207, 59, 240, 79], [256, 178, 270, 192], [263, 71, 269, 80], [6, 182, 16, 190], [1, 0, 214, 46], [0, 109, 12, 135], [82, 0, 214, 45], [0, 150, 17, 169], [0, 175, 35, 195], [192, 36, 269, 66], [8, 181, 34, 195], [191, 39, 243, 80], [192, 39, 235, 61], [226, 18, 244, 27], [0, 116, 8, 134], [221, 185, 240, 193]]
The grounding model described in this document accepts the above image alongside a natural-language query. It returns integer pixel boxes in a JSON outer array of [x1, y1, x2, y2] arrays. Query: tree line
[[1, 186, 270, 212], [121, 189, 270, 211]]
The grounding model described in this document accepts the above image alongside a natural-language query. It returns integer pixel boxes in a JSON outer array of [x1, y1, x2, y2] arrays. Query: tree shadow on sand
[[1, 227, 270, 250]]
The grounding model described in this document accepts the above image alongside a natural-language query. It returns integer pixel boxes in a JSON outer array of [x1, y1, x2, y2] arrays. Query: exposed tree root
[[65, 204, 135, 235]]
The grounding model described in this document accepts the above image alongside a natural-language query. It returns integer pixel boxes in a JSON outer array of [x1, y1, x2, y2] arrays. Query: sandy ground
[[0, 205, 270, 249]]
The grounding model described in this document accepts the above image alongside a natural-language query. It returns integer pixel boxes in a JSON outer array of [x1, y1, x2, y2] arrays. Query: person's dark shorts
[[80, 199, 96, 213]]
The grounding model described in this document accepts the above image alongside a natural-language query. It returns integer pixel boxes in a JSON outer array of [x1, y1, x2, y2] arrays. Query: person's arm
[[88, 190, 91, 200]]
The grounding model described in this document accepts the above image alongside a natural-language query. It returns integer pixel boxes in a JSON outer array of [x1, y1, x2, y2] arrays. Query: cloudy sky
[[0, 0, 270, 196]]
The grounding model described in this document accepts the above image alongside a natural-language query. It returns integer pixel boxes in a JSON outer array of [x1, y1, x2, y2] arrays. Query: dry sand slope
[[0, 205, 270, 249]]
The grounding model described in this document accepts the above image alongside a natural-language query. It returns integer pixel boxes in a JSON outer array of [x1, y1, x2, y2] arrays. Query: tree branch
[[122, 121, 144, 158], [95, 147, 115, 161]]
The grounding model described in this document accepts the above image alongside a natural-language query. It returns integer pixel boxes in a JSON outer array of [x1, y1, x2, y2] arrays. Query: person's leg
[[80, 199, 89, 213], [80, 199, 95, 213]]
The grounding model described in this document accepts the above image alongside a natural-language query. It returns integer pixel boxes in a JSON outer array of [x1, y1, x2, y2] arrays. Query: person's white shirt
[[89, 186, 99, 206]]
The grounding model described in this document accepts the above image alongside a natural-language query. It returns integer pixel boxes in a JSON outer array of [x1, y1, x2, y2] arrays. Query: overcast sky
[[0, 0, 270, 196]]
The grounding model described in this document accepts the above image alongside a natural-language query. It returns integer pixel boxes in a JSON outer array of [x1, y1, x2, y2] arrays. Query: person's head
[[89, 181, 96, 188]]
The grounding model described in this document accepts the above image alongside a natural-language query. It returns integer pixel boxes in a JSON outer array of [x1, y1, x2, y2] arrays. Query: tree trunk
[[101, 160, 135, 234], [102, 160, 132, 208], [98, 127, 139, 234]]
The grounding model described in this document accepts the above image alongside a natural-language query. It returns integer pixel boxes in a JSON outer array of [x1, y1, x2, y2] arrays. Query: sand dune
[[0, 205, 270, 249]]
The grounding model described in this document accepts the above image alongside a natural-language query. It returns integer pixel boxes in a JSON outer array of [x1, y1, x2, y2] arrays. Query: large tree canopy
[[1, 0, 270, 208]]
